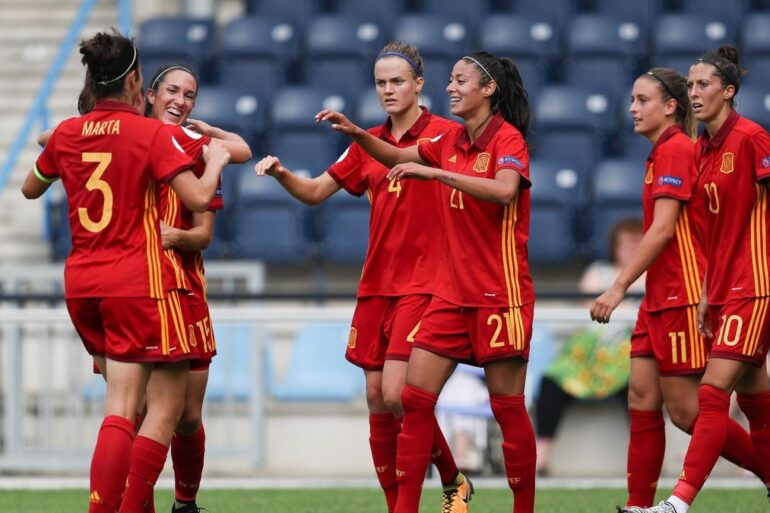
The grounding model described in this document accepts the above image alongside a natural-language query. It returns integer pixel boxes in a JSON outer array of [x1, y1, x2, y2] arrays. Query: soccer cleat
[[171, 501, 207, 513], [616, 501, 678, 513], [441, 472, 474, 513]]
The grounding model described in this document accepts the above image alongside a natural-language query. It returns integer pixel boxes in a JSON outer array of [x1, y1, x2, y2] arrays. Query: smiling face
[[446, 59, 493, 120], [373, 56, 422, 116], [147, 69, 197, 125], [687, 62, 734, 124], [629, 76, 676, 141]]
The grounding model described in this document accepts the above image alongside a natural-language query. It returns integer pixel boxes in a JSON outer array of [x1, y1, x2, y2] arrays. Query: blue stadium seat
[[420, 60, 454, 108], [218, 16, 300, 100], [654, 15, 734, 59], [138, 17, 216, 83], [265, 322, 365, 402], [744, 57, 770, 87], [44, 182, 71, 261], [267, 86, 351, 166], [318, 189, 371, 264], [618, 131, 653, 162], [528, 160, 587, 263], [420, 0, 492, 29], [589, 159, 644, 258], [392, 15, 473, 60], [510, 0, 576, 31], [743, 13, 770, 59], [191, 86, 266, 151], [649, 56, 696, 76], [355, 88, 388, 128], [593, 0, 662, 25], [303, 15, 385, 98], [206, 322, 261, 401], [229, 164, 312, 263], [333, 0, 406, 28], [681, 0, 748, 30], [737, 85, 770, 129], [246, 0, 323, 28]]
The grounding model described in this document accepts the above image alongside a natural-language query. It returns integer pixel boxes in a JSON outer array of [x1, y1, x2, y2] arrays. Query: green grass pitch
[[0, 487, 766, 512]]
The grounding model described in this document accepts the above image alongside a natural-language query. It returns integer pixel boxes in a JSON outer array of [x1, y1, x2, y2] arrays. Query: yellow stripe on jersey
[[161, 189, 187, 290], [751, 186, 769, 296], [156, 298, 170, 355], [194, 253, 207, 302], [167, 290, 190, 354], [501, 198, 522, 309], [686, 305, 705, 369], [502, 204, 515, 308], [761, 188, 769, 295], [513, 306, 524, 350], [680, 208, 703, 298], [674, 208, 702, 305], [744, 297, 769, 357], [143, 182, 164, 298]]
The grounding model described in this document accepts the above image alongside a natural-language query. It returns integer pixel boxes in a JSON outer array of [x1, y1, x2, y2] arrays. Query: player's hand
[[315, 110, 361, 136], [185, 118, 214, 135], [387, 163, 436, 181], [589, 283, 625, 323], [696, 294, 712, 338], [202, 139, 231, 166], [159, 220, 177, 249], [254, 155, 285, 177]]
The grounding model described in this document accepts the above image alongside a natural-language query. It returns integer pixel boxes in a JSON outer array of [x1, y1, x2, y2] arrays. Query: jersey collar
[[698, 110, 739, 151], [647, 124, 684, 162], [379, 106, 432, 144], [93, 99, 141, 115], [455, 112, 505, 151]]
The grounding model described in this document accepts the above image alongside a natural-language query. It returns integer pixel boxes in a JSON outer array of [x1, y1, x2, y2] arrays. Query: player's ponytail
[[642, 67, 696, 138], [463, 51, 530, 138], [694, 44, 746, 106], [79, 29, 139, 100]]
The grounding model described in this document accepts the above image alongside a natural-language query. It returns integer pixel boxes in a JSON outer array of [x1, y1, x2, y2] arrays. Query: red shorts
[[631, 305, 709, 376], [182, 293, 217, 371], [709, 297, 770, 366], [345, 294, 431, 370], [66, 291, 192, 363], [413, 296, 533, 366]]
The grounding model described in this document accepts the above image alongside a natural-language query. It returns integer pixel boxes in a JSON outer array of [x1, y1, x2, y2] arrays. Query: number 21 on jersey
[[79, 152, 113, 233]]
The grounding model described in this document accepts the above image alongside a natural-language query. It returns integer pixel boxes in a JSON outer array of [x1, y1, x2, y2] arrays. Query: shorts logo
[[762, 156, 770, 168], [497, 155, 523, 169], [347, 327, 358, 349], [473, 152, 490, 173], [720, 152, 734, 174], [187, 325, 198, 347], [658, 175, 682, 187], [644, 164, 653, 184]]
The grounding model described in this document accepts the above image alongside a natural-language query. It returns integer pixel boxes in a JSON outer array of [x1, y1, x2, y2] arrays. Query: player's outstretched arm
[[315, 109, 423, 167], [171, 140, 230, 212], [254, 155, 340, 206], [186, 118, 252, 163], [21, 168, 52, 199], [388, 165, 520, 205]]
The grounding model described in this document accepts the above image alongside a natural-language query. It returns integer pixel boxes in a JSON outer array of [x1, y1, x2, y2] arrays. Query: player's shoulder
[[733, 115, 768, 138], [659, 132, 695, 155]]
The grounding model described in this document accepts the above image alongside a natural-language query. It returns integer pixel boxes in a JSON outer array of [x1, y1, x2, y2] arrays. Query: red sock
[[369, 412, 401, 513], [394, 385, 438, 513], [626, 409, 665, 507], [431, 417, 459, 485], [737, 391, 770, 486], [172, 425, 206, 502], [672, 384, 730, 505], [89, 415, 135, 513], [120, 436, 169, 513], [490, 394, 536, 513]]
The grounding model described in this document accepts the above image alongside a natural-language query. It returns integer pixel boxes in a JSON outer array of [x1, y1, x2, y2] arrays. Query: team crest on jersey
[[762, 156, 770, 168], [720, 152, 735, 174], [348, 327, 358, 349], [187, 325, 198, 347], [473, 152, 490, 173], [644, 163, 653, 184], [448, 154, 457, 163]]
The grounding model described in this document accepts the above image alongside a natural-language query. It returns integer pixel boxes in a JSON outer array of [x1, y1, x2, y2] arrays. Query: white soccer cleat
[[618, 501, 678, 513]]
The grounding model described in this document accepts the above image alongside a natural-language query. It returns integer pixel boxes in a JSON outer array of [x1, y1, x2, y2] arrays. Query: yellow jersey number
[[388, 178, 402, 197], [450, 189, 464, 209], [704, 182, 719, 214], [487, 312, 516, 348], [78, 152, 113, 233]]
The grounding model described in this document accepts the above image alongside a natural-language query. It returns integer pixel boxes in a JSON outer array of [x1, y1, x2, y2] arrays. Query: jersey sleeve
[[651, 142, 693, 201], [34, 128, 61, 183], [326, 143, 368, 196], [752, 128, 770, 182], [493, 133, 530, 188], [416, 132, 447, 168], [174, 125, 212, 162], [208, 177, 224, 211], [149, 125, 196, 183]]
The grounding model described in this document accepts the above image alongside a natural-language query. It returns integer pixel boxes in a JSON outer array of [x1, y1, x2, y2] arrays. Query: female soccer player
[[317, 50, 536, 513], [590, 67, 764, 510], [624, 45, 770, 513], [21, 31, 230, 513], [255, 42, 469, 513], [145, 63, 251, 513]]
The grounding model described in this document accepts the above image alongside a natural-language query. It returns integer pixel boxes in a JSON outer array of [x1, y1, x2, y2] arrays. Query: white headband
[[463, 55, 493, 81], [97, 44, 137, 85], [150, 65, 195, 91]]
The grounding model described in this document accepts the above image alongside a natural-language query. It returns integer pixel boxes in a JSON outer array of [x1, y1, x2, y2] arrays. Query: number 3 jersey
[[34, 100, 195, 299], [326, 107, 459, 297]]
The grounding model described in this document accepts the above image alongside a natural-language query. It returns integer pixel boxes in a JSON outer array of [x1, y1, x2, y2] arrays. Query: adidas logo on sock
[[89, 491, 102, 504]]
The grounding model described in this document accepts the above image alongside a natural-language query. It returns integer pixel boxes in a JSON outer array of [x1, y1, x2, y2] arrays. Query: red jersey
[[417, 113, 534, 308], [327, 107, 458, 297], [696, 111, 770, 304], [641, 126, 706, 312], [157, 125, 222, 298], [34, 100, 194, 298]]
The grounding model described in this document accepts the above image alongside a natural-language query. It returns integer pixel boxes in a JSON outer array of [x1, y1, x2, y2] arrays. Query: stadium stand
[[138, 17, 217, 83], [317, 189, 370, 265]]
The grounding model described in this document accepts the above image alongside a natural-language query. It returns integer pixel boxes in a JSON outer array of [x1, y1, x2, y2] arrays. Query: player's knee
[[176, 412, 202, 435], [382, 387, 404, 418], [365, 383, 387, 413], [628, 382, 662, 411], [667, 404, 697, 433]]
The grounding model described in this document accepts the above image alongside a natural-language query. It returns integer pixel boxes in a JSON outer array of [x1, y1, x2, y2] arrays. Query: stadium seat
[[44, 182, 71, 261], [654, 15, 734, 59], [218, 16, 300, 100], [317, 189, 371, 265], [649, 55, 696, 76], [528, 160, 587, 263], [191, 86, 266, 151], [245, 0, 323, 28], [420, 0, 492, 29], [206, 322, 261, 401], [229, 164, 312, 263], [265, 322, 365, 402], [303, 15, 386, 99], [333, 0, 406, 28], [618, 131, 653, 162], [510, 0, 576, 31], [742, 13, 770, 59], [736, 85, 770, 130], [138, 17, 216, 83], [391, 15, 473, 61], [681, 0, 748, 30], [589, 159, 644, 258], [592, 0, 662, 26], [744, 57, 770, 88]]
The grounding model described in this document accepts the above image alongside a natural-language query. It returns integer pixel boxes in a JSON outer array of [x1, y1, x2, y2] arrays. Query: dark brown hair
[[641, 67, 696, 138]]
